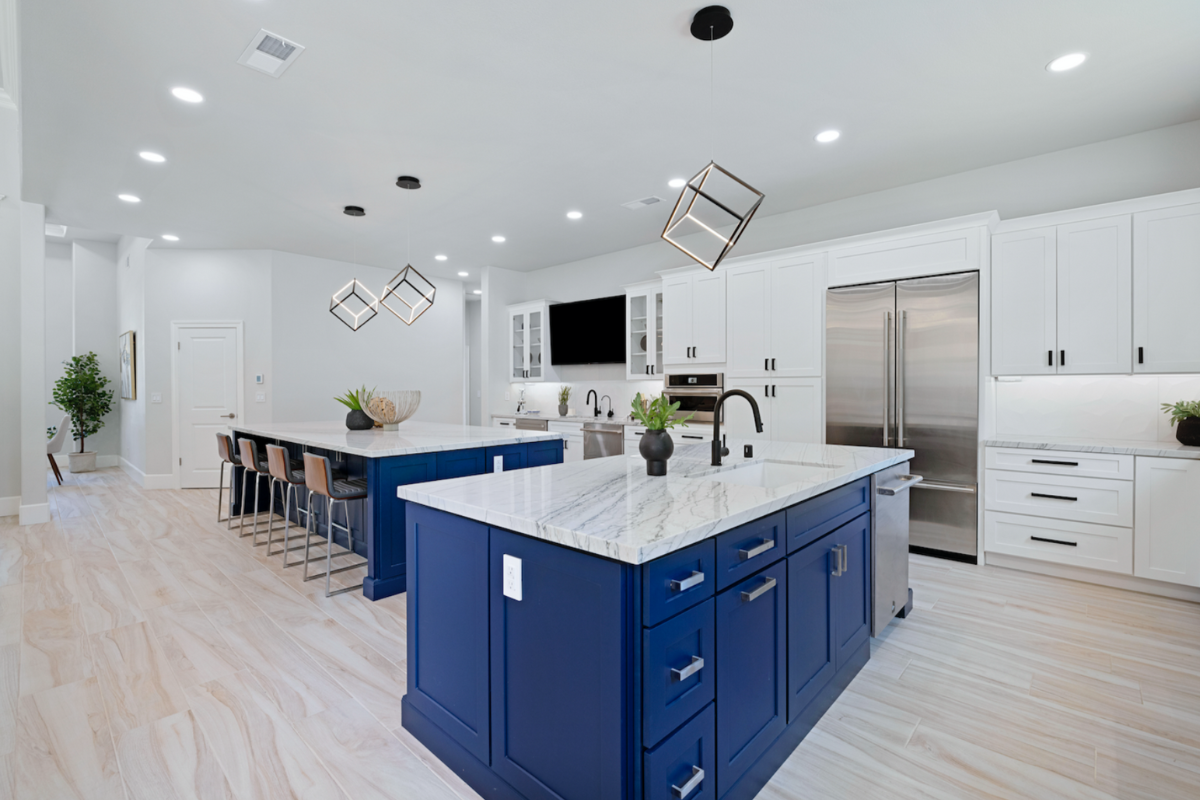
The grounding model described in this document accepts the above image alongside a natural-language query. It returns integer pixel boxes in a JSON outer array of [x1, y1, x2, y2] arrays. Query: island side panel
[[364, 453, 437, 600]]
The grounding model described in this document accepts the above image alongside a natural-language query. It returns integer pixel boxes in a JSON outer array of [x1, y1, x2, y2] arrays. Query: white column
[[20, 201, 48, 524]]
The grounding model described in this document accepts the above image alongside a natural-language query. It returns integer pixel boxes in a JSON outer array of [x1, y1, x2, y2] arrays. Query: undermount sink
[[690, 459, 839, 489]]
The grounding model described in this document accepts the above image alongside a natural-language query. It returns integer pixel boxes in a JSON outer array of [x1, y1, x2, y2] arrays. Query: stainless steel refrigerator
[[826, 272, 979, 559]]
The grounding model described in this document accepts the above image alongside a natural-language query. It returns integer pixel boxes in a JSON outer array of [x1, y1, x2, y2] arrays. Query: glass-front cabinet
[[508, 300, 554, 383], [625, 281, 664, 381]]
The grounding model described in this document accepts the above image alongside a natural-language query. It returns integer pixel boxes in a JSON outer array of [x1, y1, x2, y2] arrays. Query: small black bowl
[[1177, 417, 1200, 447]]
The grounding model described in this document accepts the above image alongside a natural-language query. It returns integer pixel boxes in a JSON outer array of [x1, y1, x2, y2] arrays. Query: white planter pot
[[68, 451, 97, 473]]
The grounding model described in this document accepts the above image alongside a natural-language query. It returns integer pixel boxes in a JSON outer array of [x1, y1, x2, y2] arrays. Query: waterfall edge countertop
[[397, 439, 913, 564], [229, 420, 564, 458]]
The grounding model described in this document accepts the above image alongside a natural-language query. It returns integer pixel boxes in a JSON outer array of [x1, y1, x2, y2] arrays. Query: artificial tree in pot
[[51, 352, 114, 473]]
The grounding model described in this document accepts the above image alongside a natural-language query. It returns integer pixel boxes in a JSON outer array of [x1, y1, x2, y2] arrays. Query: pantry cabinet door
[[991, 227, 1057, 376], [1056, 216, 1131, 375]]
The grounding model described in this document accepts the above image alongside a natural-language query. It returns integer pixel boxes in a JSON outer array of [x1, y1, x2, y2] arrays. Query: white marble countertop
[[231, 421, 563, 458], [984, 436, 1200, 460], [397, 440, 913, 564], [491, 413, 716, 429]]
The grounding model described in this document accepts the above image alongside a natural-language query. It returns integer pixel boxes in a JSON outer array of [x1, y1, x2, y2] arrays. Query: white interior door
[[177, 326, 240, 489]]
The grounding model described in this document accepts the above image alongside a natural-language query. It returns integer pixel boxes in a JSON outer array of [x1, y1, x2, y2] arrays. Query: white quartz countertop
[[984, 436, 1200, 460], [491, 413, 715, 428], [397, 440, 913, 564], [231, 421, 563, 458]]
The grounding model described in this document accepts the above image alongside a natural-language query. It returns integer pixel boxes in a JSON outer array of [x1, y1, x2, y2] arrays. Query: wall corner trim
[[19, 503, 51, 526]]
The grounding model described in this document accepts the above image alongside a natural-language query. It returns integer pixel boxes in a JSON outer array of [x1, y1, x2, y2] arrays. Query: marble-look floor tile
[[145, 602, 243, 690], [20, 604, 93, 697], [0, 645, 16, 757], [117, 709, 234, 800], [15, 677, 126, 800], [229, 569, 329, 629], [0, 752, 13, 800], [73, 547, 147, 634], [120, 558, 190, 610], [90, 621, 190, 736], [101, 527, 158, 564], [0, 539, 24, 588], [288, 619, 407, 730], [15, 527, 70, 565], [186, 670, 347, 800], [23, 559, 83, 613], [0, 586, 20, 647], [301, 589, 407, 668], [173, 566, 262, 630]]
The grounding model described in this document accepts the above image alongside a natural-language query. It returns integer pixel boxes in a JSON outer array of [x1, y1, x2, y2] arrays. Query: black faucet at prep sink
[[712, 389, 763, 466], [586, 389, 599, 417]]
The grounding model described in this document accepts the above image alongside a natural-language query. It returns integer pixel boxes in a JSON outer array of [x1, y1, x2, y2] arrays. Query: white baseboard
[[53, 453, 120, 469], [984, 551, 1200, 604], [19, 503, 51, 526], [0, 496, 18, 517], [119, 457, 146, 486], [143, 474, 176, 490]]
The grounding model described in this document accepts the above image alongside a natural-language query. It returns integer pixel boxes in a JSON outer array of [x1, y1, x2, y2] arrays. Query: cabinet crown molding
[[995, 187, 1200, 235]]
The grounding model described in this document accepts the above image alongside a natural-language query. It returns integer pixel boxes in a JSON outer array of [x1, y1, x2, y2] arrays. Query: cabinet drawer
[[985, 511, 1132, 574], [493, 418, 515, 428], [985, 447, 1133, 481], [625, 426, 647, 443], [714, 512, 785, 591], [644, 703, 715, 800], [643, 539, 715, 628], [984, 470, 1133, 527], [785, 477, 870, 553], [643, 599, 715, 747]]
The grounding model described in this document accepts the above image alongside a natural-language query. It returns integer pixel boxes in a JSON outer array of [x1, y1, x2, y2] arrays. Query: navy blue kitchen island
[[228, 421, 564, 600], [396, 441, 912, 800]]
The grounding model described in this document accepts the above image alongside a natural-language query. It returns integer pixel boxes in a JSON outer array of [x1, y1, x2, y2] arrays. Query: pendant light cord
[[710, 26, 715, 162]]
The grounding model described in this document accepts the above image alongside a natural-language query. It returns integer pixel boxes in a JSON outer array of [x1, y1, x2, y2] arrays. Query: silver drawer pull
[[831, 545, 847, 577], [671, 655, 704, 682], [670, 571, 705, 592], [741, 575, 777, 602], [672, 766, 704, 799], [738, 538, 775, 561]]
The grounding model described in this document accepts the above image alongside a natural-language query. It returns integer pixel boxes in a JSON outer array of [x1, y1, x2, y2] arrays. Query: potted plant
[[1162, 400, 1200, 446], [336, 385, 376, 431], [558, 385, 571, 417], [51, 352, 114, 473], [631, 393, 695, 476]]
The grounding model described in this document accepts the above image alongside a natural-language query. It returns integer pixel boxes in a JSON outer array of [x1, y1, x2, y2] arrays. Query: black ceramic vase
[[639, 429, 674, 476], [346, 409, 374, 431], [1177, 417, 1200, 447]]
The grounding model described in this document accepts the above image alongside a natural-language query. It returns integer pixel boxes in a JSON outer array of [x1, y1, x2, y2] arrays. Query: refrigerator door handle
[[897, 310, 907, 448], [883, 311, 892, 447]]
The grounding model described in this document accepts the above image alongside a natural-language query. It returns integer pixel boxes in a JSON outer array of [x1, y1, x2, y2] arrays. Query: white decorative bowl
[[360, 390, 421, 431]]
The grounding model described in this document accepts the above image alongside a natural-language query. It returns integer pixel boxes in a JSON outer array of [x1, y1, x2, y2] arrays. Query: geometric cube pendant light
[[661, 160, 764, 271], [380, 264, 437, 326], [329, 278, 380, 331]]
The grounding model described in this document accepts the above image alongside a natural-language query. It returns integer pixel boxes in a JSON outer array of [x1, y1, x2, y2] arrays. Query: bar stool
[[264, 443, 312, 565], [237, 438, 290, 546], [216, 433, 247, 530], [302, 452, 369, 597]]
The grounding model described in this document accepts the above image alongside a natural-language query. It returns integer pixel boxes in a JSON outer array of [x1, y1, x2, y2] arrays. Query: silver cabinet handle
[[670, 571, 705, 592], [738, 538, 775, 561], [841, 545, 848, 575], [831, 545, 846, 577], [671, 655, 704, 682], [897, 309, 907, 448], [741, 575, 777, 602], [876, 474, 923, 496], [672, 766, 704, 799], [883, 311, 892, 446], [221, 413, 235, 419]]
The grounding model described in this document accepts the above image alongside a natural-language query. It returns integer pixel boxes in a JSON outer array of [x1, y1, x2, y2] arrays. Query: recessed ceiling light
[[815, 130, 840, 143], [139, 151, 166, 163], [1047, 53, 1087, 72], [473, 290, 482, 295], [457, 271, 469, 277], [162, 234, 179, 241], [492, 235, 506, 243], [668, 178, 686, 189], [171, 87, 204, 103], [118, 194, 141, 203], [435, 254, 448, 261], [566, 211, 582, 220]]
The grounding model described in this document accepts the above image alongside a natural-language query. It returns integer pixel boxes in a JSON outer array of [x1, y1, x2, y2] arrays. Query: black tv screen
[[549, 296, 626, 365]]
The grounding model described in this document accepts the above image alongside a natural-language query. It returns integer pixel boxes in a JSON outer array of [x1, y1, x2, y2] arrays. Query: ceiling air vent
[[622, 196, 665, 210], [237, 29, 305, 78]]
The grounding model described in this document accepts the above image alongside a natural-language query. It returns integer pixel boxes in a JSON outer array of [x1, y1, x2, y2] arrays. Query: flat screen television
[[549, 296, 626, 365]]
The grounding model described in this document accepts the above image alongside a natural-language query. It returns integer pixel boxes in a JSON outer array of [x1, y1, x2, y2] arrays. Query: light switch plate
[[504, 391, 511, 401], [502, 555, 522, 601], [150, 393, 162, 404], [255, 392, 266, 403]]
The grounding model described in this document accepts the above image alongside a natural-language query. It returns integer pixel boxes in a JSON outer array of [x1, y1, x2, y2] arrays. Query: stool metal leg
[[216, 461, 226, 524], [238, 469, 252, 537], [282, 486, 312, 567], [270, 483, 307, 559], [324, 498, 368, 597], [227, 463, 245, 530]]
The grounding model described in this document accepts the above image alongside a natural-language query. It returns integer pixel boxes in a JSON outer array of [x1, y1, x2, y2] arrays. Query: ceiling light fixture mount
[[396, 175, 422, 190], [343, 205, 365, 217], [690, 5, 733, 40]]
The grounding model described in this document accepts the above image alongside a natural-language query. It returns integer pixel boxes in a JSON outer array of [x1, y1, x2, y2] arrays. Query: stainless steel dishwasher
[[872, 462, 922, 636], [582, 422, 624, 459]]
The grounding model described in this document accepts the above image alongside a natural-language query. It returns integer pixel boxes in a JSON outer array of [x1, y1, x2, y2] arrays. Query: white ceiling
[[20, 1, 1200, 277]]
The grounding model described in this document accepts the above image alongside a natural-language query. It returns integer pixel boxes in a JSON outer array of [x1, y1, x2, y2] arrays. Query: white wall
[[0, 102, 19, 510], [481, 267, 528, 422], [116, 236, 149, 474], [67, 240, 120, 458], [466, 299, 482, 426], [43, 241, 71, 433]]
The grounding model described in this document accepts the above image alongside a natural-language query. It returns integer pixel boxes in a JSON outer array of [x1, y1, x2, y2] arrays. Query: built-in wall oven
[[663, 373, 723, 424]]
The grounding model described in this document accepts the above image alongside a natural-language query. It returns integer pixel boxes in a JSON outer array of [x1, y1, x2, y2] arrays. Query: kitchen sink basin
[[690, 460, 839, 489]]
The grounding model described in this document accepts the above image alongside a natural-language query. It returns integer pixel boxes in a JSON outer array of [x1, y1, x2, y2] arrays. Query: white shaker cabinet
[[723, 379, 822, 445], [508, 301, 554, 383], [726, 255, 824, 379], [991, 227, 1057, 376], [1134, 203, 1200, 373], [1134, 457, 1200, 587], [662, 270, 725, 365], [625, 282, 664, 380]]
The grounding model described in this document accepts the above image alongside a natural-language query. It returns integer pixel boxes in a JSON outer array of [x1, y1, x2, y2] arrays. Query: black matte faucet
[[586, 389, 599, 417], [711, 390, 763, 466], [601, 395, 613, 418]]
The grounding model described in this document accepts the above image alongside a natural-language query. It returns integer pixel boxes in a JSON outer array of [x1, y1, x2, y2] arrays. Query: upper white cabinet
[[1133, 203, 1200, 373], [508, 301, 554, 383], [625, 282, 663, 380], [663, 270, 725, 365], [991, 215, 1131, 376], [1134, 456, 1200, 586], [726, 255, 824, 379]]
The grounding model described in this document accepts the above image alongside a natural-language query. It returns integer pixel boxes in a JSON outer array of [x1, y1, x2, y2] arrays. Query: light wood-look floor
[[3, 468, 1199, 800]]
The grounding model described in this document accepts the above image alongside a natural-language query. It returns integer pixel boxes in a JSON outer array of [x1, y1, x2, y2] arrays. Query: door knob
[[221, 413, 235, 419]]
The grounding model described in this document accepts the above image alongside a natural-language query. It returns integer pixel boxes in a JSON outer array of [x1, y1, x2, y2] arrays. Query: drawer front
[[643, 703, 715, 800], [626, 426, 647, 443], [985, 447, 1133, 481], [785, 477, 870, 553], [643, 539, 716, 628], [714, 512, 785, 591], [643, 599, 715, 747], [984, 470, 1133, 527], [493, 418, 515, 428], [985, 511, 1132, 574]]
